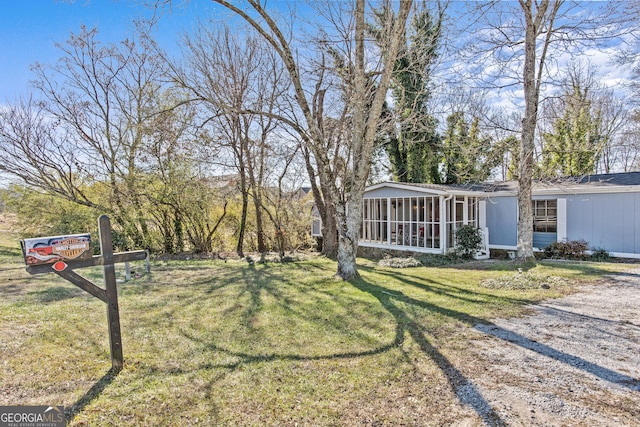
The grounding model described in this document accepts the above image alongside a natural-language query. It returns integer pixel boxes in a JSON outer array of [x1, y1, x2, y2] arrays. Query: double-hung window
[[532, 199, 557, 233]]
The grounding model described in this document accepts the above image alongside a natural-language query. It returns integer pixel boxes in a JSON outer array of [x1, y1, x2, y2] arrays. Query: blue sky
[[1, 1, 633, 106], [0, 0, 204, 103]]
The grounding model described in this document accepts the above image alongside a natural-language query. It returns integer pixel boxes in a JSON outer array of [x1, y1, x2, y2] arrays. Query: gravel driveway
[[460, 268, 640, 426]]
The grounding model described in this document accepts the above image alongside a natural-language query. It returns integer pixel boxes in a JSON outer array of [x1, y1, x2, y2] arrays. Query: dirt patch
[[459, 269, 640, 426]]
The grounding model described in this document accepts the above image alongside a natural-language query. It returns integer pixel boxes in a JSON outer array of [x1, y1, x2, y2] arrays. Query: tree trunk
[[174, 211, 184, 253], [516, 0, 540, 262], [254, 197, 267, 253], [237, 175, 249, 257], [517, 162, 534, 260], [301, 144, 338, 258], [336, 201, 361, 280], [210, 0, 412, 279], [321, 199, 339, 259]]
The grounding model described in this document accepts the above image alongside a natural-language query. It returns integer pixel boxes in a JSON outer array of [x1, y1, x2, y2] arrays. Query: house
[[359, 181, 493, 258], [484, 172, 640, 259], [351, 172, 640, 259]]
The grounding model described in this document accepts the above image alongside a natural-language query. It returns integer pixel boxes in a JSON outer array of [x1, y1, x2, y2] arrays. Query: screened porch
[[360, 194, 485, 254]]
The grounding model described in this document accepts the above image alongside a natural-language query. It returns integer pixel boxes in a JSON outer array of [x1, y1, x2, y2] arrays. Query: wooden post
[[24, 215, 147, 373], [99, 215, 123, 372]]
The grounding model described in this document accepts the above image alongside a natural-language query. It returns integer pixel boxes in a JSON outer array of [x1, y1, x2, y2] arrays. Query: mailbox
[[22, 234, 92, 266]]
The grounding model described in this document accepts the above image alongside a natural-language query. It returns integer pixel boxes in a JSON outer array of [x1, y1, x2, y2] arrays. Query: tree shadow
[[167, 261, 506, 424], [358, 264, 537, 307], [28, 285, 84, 303], [603, 269, 640, 280], [113, 259, 638, 423], [537, 305, 640, 331], [179, 328, 401, 369], [351, 269, 640, 419], [375, 255, 637, 279], [65, 368, 119, 423], [0, 245, 22, 259], [475, 323, 640, 391], [351, 277, 506, 426]]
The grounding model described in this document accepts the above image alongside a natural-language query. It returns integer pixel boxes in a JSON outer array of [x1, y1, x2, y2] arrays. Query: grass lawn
[[0, 232, 633, 426]]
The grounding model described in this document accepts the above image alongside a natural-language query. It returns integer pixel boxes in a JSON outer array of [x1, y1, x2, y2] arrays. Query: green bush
[[454, 225, 482, 259], [543, 239, 589, 260]]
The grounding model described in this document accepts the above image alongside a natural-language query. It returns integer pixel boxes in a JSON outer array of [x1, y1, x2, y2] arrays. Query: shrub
[[543, 239, 589, 260], [590, 247, 611, 262], [416, 253, 462, 267], [454, 225, 482, 259]]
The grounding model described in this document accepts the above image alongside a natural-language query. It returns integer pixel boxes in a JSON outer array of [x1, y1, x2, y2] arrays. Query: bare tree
[[0, 26, 175, 249], [615, 113, 640, 172], [612, 3, 640, 172], [140, 98, 232, 254], [169, 25, 289, 256], [596, 91, 628, 174], [457, 1, 632, 260], [208, 0, 412, 279], [259, 140, 303, 259]]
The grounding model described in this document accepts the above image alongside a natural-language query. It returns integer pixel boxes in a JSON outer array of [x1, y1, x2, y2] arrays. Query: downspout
[[440, 194, 453, 254]]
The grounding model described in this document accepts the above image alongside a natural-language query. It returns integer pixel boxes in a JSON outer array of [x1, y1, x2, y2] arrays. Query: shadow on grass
[[0, 245, 22, 259], [351, 277, 506, 426], [29, 286, 84, 303], [378, 254, 636, 278], [66, 368, 119, 423], [169, 262, 508, 425], [358, 264, 537, 307], [351, 272, 640, 422], [360, 265, 640, 390], [180, 328, 400, 369], [106, 258, 638, 424]]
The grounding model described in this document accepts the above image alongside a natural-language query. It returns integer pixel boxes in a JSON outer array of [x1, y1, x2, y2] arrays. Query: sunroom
[[359, 182, 489, 258]]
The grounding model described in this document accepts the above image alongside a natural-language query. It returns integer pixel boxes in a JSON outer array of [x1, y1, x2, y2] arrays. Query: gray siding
[[486, 196, 518, 247], [533, 232, 557, 249], [566, 192, 640, 254], [364, 185, 640, 255], [636, 194, 640, 253]]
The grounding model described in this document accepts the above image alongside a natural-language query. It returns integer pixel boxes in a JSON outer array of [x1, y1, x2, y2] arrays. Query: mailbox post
[[23, 215, 147, 372]]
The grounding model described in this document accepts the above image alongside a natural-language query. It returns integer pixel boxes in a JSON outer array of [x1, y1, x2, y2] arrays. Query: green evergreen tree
[[372, 6, 443, 183], [442, 112, 497, 184], [542, 83, 604, 177]]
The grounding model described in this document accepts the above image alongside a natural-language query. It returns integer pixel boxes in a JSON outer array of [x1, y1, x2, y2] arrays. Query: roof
[[573, 171, 640, 186], [366, 172, 640, 196], [365, 181, 486, 196]]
